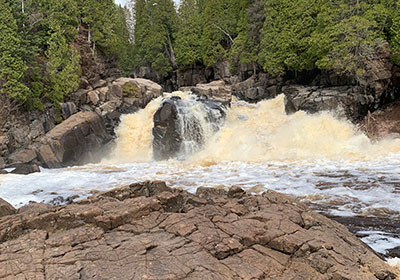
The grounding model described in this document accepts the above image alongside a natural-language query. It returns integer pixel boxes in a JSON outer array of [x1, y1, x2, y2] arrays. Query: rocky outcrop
[[180, 80, 232, 105], [283, 85, 375, 121], [360, 100, 400, 139], [153, 95, 226, 160], [0, 198, 15, 218], [233, 74, 282, 103], [36, 112, 111, 168], [0, 181, 396, 279]]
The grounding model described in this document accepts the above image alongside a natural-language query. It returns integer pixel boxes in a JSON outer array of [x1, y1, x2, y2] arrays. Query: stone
[[0, 157, 4, 169], [0, 182, 396, 280], [106, 84, 123, 101], [10, 163, 40, 175], [0, 198, 15, 217], [283, 85, 373, 121], [187, 80, 232, 105], [70, 89, 88, 106], [92, 79, 107, 89], [29, 119, 45, 139], [36, 112, 111, 168], [87, 90, 100, 106], [60, 102, 77, 120], [97, 87, 108, 102], [100, 101, 121, 114], [152, 96, 226, 160], [8, 148, 37, 164], [0, 169, 7, 174]]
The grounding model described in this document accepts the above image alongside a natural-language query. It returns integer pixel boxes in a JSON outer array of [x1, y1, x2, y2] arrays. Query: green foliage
[[133, 0, 178, 76], [175, 0, 203, 66], [0, 0, 31, 103], [390, 3, 400, 65], [46, 29, 81, 105], [122, 82, 139, 97]]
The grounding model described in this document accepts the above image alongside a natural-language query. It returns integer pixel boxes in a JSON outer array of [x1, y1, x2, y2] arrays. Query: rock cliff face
[[0, 78, 163, 173], [0, 182, 396, 279]]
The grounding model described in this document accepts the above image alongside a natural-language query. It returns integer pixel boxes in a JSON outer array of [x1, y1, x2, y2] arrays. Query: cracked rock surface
[[0, 181, 397, 280]]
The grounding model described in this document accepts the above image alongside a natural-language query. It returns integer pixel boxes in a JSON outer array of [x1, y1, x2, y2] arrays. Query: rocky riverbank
[[0, 181, 397, 279]]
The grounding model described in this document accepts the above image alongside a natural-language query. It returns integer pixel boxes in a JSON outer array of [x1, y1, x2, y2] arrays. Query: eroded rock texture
[[0, 182, 397, 280]]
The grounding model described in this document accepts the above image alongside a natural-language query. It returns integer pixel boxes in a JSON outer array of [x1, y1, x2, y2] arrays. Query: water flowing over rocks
[[153, 95, 226, 160], [0, 181, 396, 279]]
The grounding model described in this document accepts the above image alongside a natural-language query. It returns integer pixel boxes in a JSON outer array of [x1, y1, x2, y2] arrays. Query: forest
[[1, 0, 399, 109]]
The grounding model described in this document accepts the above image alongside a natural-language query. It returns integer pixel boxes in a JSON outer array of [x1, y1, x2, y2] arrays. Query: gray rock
[[60, 102, 77, 120], [87, 90, 100, 106], [107, 84, 123, 101], [8, 148, 37, 164], [10, 163, 40, 175], [0, 157, 5, 169], [92, 79, 107, 89], [37, 111, 111, 168], [29, 119, 46, 139]]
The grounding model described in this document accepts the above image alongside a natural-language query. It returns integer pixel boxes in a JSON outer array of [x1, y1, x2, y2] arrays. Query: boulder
[[10, 163, 40, 175], [106, 84, 123, 101], [7, 148, 37, 164], [232, 75, 281, 103], [0, 198, 15, 217], [0, 157, 4, 169], [283, 85, 374, 121], [29, 119, 46, 139], [69, 89, 88, 106], [60, 102, 77, 120], [113, 77, 163, 108], [37, 111, 111, 168], [181, 80, 232, 105], [153, 96, 226, 160], [87, 90, 100, 106], [92, 79, 107, 89], [0, 181, 396, 279]]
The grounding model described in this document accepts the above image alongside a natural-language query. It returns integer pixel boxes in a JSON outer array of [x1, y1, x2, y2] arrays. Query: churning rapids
[[2, 93, 400, 259]]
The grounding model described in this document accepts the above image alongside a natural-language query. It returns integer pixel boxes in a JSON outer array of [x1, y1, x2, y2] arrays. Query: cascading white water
[[2, 91, 400, 259]]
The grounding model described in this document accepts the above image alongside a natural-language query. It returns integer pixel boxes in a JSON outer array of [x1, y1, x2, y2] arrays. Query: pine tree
[[0, 0, 31, 103], [133, 0, 178, 76], [200, 0, 241, 67], [390, 2, 400, 65], [46, 29, 81, 105], [175, 0, 203, 67]]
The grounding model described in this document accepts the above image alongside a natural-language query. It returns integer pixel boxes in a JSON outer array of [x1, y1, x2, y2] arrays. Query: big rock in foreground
[[0, 182, 396, 280], [37, 111, 111, 168]]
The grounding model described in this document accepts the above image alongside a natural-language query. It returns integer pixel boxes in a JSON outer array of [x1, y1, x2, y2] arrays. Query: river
[[1, 93, 400, 259]]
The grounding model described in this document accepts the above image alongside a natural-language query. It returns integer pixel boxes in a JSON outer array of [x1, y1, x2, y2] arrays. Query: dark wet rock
[[0, 170, 7, 175], [10, 163, 40, 175], [0, 198, 15, 218], [0, 181, 396, 280], [153, 96, 226, 160], [283, 85, 374, 121], [37, 111, 111, 168], [232, 75, 282, 103], [387, 246, 400, 258]]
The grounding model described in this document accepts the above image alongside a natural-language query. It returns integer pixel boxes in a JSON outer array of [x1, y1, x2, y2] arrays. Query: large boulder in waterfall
[[153, 95, 226, 160], [0, 182, 396, 279], [180, 80, 232, 105], [37, 112, 111, 168], [283, 85, 374, 121]]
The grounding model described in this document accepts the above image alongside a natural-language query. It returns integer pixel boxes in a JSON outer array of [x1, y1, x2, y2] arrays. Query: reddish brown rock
[[0, 198, 15, 218], [0, 181, 396, 280]]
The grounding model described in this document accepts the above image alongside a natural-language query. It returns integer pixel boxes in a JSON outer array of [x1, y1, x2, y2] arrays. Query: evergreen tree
[[390, 3, 400, 65], [259, 0, 321, 75], [175, 0, 203, 67], [133, 0, 178, 76], [0, 0, 31, 104], [200, 0, 241, 67], [230, 0, 265, 72], [46, 29, 81, 105]]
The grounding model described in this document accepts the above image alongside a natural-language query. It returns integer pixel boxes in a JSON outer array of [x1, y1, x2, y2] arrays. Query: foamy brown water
[[1, 93, 400, 256]]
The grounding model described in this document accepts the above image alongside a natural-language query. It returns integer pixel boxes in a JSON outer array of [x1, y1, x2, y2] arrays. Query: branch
[[213, 23, 234, 44]]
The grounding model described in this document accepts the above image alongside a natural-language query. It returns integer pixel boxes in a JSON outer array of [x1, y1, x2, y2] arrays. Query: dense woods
[[0, 0, 399, 109]]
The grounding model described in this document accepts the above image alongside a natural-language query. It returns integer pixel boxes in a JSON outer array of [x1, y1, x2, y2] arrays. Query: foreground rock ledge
[[0, 182, 397, 280]]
